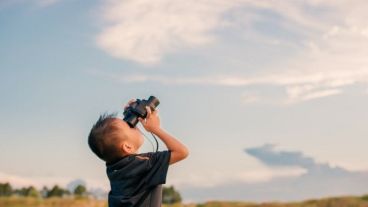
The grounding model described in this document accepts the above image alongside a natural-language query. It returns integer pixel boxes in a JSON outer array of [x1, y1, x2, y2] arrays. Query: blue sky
[[1, 0, 368, 202]]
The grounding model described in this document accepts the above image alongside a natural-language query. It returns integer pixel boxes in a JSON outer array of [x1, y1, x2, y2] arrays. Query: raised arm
[[138, 106, 189, 165]]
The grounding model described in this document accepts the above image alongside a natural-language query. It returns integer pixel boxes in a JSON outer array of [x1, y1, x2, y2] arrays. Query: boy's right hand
[[138, 106, 161, 134]]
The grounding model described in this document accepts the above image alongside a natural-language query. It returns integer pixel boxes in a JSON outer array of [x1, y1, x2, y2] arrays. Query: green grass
[[163, 194, 368, 207], [1, 194, 368, 207], [0, 197, 107, 207]]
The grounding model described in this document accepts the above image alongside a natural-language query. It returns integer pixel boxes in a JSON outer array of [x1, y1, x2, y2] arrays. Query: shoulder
[[135, 155, 150, 160], [135, 151, 171, 161]]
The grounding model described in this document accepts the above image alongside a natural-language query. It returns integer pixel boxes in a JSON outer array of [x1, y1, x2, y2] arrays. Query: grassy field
[[1, 194, 368, 207], [0, 197, 107, 207], [187, 194, 368, 207]]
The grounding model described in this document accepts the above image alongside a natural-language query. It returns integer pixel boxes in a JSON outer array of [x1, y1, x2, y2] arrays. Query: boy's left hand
[[123, 99, 136, 110]]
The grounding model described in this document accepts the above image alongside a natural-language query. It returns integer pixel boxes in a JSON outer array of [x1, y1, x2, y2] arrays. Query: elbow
[[169, 147, 189, 165], [181, 147, 189, 159]]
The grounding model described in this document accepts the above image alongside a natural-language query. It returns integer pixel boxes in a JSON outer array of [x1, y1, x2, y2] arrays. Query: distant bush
[[46, 185, 70, 198], [0, 183, 12, 197], [361, 194, 368, 201], [163, 185, 182, 204], [1, 183, 72, 198], [73, 184, 87, 198], [14, 186, 40, 198]]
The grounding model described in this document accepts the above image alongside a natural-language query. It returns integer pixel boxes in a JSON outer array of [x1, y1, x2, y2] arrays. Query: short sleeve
[[144, 150, 171, 188]]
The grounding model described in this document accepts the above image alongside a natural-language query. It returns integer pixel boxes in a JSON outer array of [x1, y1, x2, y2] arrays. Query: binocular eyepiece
[[123, 96, 160, 128]]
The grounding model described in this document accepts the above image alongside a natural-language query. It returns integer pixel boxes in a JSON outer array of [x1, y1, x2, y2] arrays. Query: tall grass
[[1, 194, 368, 207], [0, 197, 107, 207]]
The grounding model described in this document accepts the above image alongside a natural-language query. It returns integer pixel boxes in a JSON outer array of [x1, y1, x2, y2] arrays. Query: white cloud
[[98, 66, 368, 104], [95, 0, 335, 65], [241, 92, 260, 104], [169, 166, 306, 189], [95, 1, 368, 103], [96, 0, 239, 65], [286, 88, 342, 104], [180, 145, 368, 202]]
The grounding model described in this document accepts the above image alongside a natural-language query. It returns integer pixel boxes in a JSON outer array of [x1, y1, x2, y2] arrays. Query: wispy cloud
[[180, 144, 368, 202], [245, 144, 348, 173], [95, 1, 368, 103], [95, 0, 329, 65], [286, 88, 342, 104], [94, 0, 342, 65], [96, 0, 239, 65], [170, 166, 306, 189], [96, 67, 368, 104]]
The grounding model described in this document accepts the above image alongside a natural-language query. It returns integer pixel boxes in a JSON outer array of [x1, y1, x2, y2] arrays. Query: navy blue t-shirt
[[106, 150, 171, 207]]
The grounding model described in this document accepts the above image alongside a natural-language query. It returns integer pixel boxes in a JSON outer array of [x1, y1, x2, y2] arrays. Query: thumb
[[138, 117, 145, 126]]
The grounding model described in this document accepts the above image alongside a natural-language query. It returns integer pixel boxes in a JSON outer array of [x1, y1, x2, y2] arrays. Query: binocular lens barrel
[[124, 113, 139, 128], [123, 96, 160, 128]]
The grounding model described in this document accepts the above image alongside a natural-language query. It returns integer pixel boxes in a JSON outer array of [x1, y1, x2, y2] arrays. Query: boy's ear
[[122, 142, 133, 154]]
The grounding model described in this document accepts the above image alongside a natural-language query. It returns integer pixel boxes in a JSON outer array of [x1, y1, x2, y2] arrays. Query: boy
[[88, 99, 189, 207]]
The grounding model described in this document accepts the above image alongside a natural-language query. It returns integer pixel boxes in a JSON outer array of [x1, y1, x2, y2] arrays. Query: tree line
[[0, 182, 87, 198], [0, 182, 182, 204]]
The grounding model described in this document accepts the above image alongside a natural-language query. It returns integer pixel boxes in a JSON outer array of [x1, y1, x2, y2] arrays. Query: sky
[[1, 0, 368, 203]]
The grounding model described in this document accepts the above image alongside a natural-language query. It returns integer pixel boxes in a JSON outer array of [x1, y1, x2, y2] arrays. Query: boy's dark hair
[[88, 113, 123, 163]]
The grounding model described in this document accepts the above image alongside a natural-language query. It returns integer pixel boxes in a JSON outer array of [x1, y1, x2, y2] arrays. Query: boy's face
[[114, 118, 144, 154]]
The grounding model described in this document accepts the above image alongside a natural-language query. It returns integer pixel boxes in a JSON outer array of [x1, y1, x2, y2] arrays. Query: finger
[[123, 99, 136, 109], [153, 109, 159, 116], [146, 106, 152, 119], [138, 117, 146, 126], [128, 99, 136, 105]]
